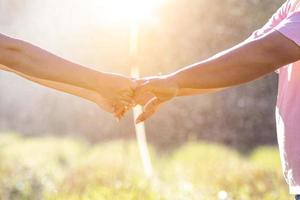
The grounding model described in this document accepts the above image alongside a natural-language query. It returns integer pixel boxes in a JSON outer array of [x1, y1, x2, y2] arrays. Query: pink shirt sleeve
[[249, 0, 291, 40], [275, 11, 300, 46]]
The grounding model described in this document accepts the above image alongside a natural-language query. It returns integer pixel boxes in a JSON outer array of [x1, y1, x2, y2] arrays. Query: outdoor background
[[0, 0, 292, 199]]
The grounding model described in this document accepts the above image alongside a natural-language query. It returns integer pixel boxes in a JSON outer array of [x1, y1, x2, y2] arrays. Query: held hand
[[134, 76, 179, 123], [96, 74, 137, 119], [87, 90, 121, 119], [93, 94, 132, 120]]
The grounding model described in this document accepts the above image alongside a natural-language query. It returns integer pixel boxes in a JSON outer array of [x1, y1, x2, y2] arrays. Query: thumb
[[134, 80, 151, 96], [96, 101, 114, 113], [134, 80, 155, 105], [135, 97, 163, 124]]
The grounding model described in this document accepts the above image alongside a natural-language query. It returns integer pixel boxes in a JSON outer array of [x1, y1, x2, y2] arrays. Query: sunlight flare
[[89, 0, 165, 26], [88, 0, 166, 179]]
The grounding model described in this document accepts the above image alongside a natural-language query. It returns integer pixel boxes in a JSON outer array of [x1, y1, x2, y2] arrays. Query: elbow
[[256, 31, 300, 69], [267, 46, 300, 67]]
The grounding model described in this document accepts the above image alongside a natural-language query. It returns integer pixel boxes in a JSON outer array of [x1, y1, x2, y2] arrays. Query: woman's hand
[[96, 73, 137, 118]]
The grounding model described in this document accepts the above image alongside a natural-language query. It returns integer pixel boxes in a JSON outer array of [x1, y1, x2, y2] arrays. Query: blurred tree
[[0, 0, 286, 151]]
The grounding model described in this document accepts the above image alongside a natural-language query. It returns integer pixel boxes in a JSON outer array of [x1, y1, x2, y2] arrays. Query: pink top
[[250, 0, 300, 194]]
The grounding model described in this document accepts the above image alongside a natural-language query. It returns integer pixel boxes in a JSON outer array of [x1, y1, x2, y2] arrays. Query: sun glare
[[82, 0, 165, 179], [89, 0, 165, 26]]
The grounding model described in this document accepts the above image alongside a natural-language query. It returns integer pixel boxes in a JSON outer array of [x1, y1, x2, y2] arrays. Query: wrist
[[165, 74, 180, 87], [93, 72, 112, 95], [164, 74, 180, 97]]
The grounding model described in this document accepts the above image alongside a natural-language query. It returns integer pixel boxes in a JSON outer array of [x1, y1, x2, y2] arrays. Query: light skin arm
[[0, 64, 127, 116], [135, 30, 300, 122], [0, 33, 135, 112]]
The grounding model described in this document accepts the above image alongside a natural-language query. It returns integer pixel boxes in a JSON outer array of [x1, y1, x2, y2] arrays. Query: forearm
[[0, 33, 109, 92], [177, 88, 223, 96], [168, 31, 300, 90]]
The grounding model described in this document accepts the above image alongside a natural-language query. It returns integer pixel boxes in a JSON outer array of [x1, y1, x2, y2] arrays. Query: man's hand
[[133, 30, 300, 123], [134, 76, 179, 123]]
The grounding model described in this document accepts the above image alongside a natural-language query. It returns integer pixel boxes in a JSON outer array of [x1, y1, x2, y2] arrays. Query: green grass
[[0, 133, 292, 200]]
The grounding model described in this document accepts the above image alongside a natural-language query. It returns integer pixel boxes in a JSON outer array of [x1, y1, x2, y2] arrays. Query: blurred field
[[0, 133, 291, 200]]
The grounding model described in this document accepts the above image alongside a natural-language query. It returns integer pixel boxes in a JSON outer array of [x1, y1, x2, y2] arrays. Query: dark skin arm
[[135, 30, 300, 123]]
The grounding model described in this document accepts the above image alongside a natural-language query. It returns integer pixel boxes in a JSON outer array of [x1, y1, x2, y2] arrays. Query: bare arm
[[0, 33, 134, 105], [135, 30, 300, 123], [0, 34, 105, 91], [0, 33, 136, 118], [169, 30, 300, 89], [159, 1, 293, 97], [0, 64, 114, 113]]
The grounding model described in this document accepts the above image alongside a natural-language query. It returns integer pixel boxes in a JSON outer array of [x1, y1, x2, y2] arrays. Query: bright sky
[[88, 0, 165, 26]]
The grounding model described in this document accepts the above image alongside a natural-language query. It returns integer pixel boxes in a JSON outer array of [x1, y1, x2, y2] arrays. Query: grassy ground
[[0, 133, 292, 200]]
